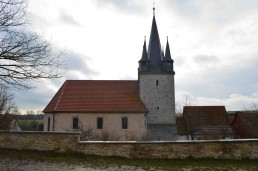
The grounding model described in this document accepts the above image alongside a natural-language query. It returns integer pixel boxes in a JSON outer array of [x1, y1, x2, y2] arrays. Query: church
[[43, 8, 177, 141]]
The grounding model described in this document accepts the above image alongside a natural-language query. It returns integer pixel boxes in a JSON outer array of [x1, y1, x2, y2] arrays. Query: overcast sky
[[13, 0, 258, 113]]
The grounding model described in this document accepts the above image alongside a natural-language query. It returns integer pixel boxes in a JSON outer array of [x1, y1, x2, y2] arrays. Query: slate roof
[[181, 106, 232, 136], [164, 39, 173, 61], [231, 111, 258, 138], [43, 80, 148, 113], [139, 39, 148, 62], [148, 14, 163, 68]]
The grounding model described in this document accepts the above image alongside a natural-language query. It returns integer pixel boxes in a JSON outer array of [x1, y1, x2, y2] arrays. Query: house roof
[[232, 111, 258, 138], [227, 111, 236, 124], [0, 114, 17, 130], [182, 106, 232, 134], [43, 80, 148, 113], [176, 116, 188, 135]]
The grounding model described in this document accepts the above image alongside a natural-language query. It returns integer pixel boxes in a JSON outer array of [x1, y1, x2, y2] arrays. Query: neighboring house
[[43, 8, 177, 141], [231, 111, 258, 138], [177, 106, 233, 140], [176, 116, 188, 140], [227, 111, 237, 124], [0, 115, 21, 131]]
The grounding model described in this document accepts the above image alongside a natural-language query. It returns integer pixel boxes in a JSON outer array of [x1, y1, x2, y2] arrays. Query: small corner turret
[[162, 37, 175, 74], [138, 37, 150, 72]]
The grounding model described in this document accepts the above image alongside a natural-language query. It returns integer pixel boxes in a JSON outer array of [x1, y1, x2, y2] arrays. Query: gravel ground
[[0, 157, 252, 171], [0, 157, 156, 171]]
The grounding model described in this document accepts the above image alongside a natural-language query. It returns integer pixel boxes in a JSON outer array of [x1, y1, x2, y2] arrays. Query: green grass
[[18, 120, 44, 125], [1, 149, 258, 171]]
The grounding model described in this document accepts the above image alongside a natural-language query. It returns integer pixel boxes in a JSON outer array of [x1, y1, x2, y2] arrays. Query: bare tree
[[0, 0, 64, 89], [242, 102, 258, 111], [176, 95, 199, 114], [250, 103, 258, 110], [0, 85, 17, 114]]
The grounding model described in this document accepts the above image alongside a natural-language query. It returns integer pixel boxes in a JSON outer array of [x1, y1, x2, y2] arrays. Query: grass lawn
[[1, 149, 258, 171]]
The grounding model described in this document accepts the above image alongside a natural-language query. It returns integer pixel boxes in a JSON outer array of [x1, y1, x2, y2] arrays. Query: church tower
[[138, 7, 177, 140]]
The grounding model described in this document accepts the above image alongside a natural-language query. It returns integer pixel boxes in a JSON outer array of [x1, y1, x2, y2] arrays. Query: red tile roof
[[176, 116, 188, 135], [43, 80, 148, 113], [231, 111, 258, 138], [181, 106, 233, 138]]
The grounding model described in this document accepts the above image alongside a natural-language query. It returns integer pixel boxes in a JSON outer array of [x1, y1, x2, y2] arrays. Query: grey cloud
[[222, 61, 258, 96], [94, 0, 145, 13], [13, 51, 99, 113], [176, 53, 258, 100], [174, 56, 186, 67], [59, 11, 81, 26], [165, 0, 258, 27], [165, 0, 200, 17], [193, 54, 220, 65], [118, 75, 135, 80], [65, 51, 98, 78], [14, 83, 56, 113]]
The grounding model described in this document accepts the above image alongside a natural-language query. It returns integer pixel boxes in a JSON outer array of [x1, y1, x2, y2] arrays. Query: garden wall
[[1, 131, 258, 159]]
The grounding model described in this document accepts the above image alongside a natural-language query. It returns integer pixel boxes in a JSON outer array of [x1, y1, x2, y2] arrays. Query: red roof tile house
[[177, 106, 233, 140], [231, 111, 258, 138], [43, 80, 148, 140]]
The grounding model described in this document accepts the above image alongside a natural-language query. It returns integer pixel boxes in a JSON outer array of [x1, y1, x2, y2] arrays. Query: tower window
[[157, 107, 159, 110], [156, 80, 159, 85], [97, 117, 103, 129]]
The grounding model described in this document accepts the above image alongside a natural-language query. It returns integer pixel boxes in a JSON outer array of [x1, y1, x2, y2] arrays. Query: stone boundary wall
[[0, 131, 80, 152], [1, 131, 258, 159]]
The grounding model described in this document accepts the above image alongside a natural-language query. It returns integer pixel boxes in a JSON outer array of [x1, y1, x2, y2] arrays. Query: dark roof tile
[[233, 111, 258, 138], [182, 106, 232, 134]]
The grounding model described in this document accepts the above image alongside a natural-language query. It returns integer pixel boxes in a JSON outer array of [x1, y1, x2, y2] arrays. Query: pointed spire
[[138, 36, 150, 72], [138, 6, 174, 75], [164, 36, 173, 61], [139, 36, 148, 62], [163, 36, 175, 74], [148, 7, 163, 68]]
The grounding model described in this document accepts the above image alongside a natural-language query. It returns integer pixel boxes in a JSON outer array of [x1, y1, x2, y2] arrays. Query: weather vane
[[153, 2, 155, 16]]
